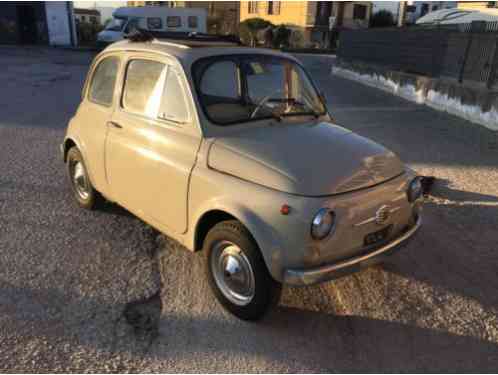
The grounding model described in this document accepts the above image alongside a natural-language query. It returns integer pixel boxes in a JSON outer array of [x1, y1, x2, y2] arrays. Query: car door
[[105, 54, 201, 234], [77, 54, 120, 192]]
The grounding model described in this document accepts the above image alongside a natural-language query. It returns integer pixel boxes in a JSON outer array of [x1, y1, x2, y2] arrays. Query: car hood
[[207, 122, 405, 196]]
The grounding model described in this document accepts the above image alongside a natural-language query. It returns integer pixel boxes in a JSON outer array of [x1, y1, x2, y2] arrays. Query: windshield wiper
[[280, 111, 321, 119]]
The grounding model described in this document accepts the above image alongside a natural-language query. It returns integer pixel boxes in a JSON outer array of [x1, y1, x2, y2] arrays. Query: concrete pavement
[[0, 47, 497, 372]]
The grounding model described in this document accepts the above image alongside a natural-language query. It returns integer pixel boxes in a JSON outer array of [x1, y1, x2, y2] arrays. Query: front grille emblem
[[375, 205, 391, 225]]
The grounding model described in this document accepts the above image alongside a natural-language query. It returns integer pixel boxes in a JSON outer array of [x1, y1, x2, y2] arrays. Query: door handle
[[108, 121, 123, 129]]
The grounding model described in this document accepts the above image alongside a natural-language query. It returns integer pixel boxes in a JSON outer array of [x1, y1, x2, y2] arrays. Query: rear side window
[[122, 59, 166, 118], [88, 56, 119, 106], [159, 70, 189, 124], [167, 16, 181, 28]]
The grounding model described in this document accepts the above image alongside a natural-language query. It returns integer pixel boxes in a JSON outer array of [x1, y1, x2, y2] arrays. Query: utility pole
[[398, 1, 407, 27]]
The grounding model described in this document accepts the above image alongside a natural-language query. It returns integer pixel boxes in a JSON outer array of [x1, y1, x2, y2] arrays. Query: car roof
[[103, 39, 299, 66]]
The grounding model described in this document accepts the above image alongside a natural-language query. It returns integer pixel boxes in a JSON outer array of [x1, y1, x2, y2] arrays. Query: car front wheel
[[204, 220, 281, 321]]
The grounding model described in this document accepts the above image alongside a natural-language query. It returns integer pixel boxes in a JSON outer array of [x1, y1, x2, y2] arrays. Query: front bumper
[[283, 214, 422, 286]]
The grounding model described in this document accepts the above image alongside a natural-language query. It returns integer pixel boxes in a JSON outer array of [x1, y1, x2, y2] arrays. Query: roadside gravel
[[0, 48, 496, 372]]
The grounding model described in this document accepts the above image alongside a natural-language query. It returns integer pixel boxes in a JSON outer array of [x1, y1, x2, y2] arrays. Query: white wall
[[45, 1, 73, 46]]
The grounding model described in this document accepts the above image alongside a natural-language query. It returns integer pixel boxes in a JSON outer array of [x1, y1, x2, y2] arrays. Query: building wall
[[342, 1, 372, 28], [74, 12, 101, 25], [184, 1, 239, 34], [240, 1, 371, 46], [457, 1, 496, 10], [127, 1, 185, 7], [240, 1, 310, 28], [0, 2, 49, 44], [45, 2, 73, 46]]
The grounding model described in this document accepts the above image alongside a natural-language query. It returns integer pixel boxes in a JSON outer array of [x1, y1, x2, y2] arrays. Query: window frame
[[120, 57, 168, 119], [268, 1, 280, 15], [118, 56, 192, 127], [87, 55, 121, 108], [192, 54, 327, 127], [248, 1, 258, 14], [157, 67, 192, 125]]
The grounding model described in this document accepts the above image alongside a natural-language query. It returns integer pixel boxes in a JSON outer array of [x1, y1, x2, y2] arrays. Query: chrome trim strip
[[284, 215, 422, 286]]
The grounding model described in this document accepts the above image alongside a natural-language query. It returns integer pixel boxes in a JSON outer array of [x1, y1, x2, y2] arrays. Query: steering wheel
[[249, 89, 283, 119]]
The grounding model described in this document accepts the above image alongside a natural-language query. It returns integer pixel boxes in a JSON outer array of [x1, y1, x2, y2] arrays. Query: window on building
[[159, 70, 189, 124], [315, 2, 332, 26], [147, 17, 163, 29], [268, 1, 280, 15], [353, 4, 367, 20], [421, 4, 429, 16], [81, 15, 86, 21], [167, 16, 181, 27], [89, 57, 120, 106], [90, 16, 97, 23], [248, 1, 258, 14], [122, 59, 166, 118], [188, 16, 198, 28]]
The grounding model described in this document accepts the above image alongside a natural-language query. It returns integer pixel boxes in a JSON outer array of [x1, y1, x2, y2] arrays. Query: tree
[[239, 18, 274, 47], [370, 10, 396, 28], [272, 25, 291, 48]]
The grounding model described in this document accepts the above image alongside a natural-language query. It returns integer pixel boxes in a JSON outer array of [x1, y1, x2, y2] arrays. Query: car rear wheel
[[66, 147, 103, 210], [204, 220, 281, 321]]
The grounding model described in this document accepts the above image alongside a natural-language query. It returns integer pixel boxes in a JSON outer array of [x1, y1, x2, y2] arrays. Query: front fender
[[190, 197, 286, 280]]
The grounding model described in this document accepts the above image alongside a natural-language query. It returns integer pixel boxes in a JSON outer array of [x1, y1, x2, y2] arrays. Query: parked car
[[97, 6, 207, 46], [61, 33, 423, 320]]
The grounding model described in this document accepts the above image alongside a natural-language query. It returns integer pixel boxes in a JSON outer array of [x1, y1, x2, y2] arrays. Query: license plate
[[364, 225, 393, 246]]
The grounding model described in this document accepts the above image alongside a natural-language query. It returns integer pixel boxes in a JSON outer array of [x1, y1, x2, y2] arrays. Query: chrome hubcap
[[211, 241, 255, 306], [72, 161, 89, 200]]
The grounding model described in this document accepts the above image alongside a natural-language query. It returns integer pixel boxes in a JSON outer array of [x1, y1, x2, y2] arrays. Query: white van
[[97, 6, 207, 45]]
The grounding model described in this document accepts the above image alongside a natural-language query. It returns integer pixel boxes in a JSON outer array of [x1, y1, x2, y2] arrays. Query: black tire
[[66, 147, 104, 210], [204, 220, 281, 321]]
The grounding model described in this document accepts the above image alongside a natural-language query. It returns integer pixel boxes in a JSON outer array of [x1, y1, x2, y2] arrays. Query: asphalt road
[[0, 47, 497, 372]]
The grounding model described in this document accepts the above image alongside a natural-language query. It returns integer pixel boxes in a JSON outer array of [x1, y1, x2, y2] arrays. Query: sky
[[73, 1, 127, 22]]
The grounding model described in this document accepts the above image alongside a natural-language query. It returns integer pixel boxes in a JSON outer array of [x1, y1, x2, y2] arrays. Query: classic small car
[[61, 33, 422, 320]]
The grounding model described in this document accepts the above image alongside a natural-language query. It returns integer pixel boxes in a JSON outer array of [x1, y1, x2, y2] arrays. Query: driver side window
[[200, 61, 239, 99]]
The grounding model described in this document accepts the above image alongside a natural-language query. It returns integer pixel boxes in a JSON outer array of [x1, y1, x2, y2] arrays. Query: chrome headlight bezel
[[407, 177, 423, 203], [311, 208, 336, 240]]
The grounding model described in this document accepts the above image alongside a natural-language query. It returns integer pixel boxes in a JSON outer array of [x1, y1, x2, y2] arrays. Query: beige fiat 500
[[62, 34, 422, 320]]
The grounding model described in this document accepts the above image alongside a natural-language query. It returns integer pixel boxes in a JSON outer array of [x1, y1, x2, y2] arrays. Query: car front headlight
[[407, 177, 423, 203], [311, 208, 336, 240]]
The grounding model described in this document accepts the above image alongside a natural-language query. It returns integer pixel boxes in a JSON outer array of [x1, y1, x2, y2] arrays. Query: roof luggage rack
[[126, 29, 244, 46]]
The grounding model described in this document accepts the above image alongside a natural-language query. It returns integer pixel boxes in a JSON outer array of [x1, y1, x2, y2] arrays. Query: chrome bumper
[[283, 215, 422, 286]]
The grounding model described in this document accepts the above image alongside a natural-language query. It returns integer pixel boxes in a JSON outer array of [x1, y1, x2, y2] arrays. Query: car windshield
[[193, 55, 326, 126], [105, 18, 126, 31]]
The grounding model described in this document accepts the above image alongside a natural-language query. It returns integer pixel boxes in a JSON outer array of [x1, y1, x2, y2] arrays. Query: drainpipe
[[398, 1, 407, 27]]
